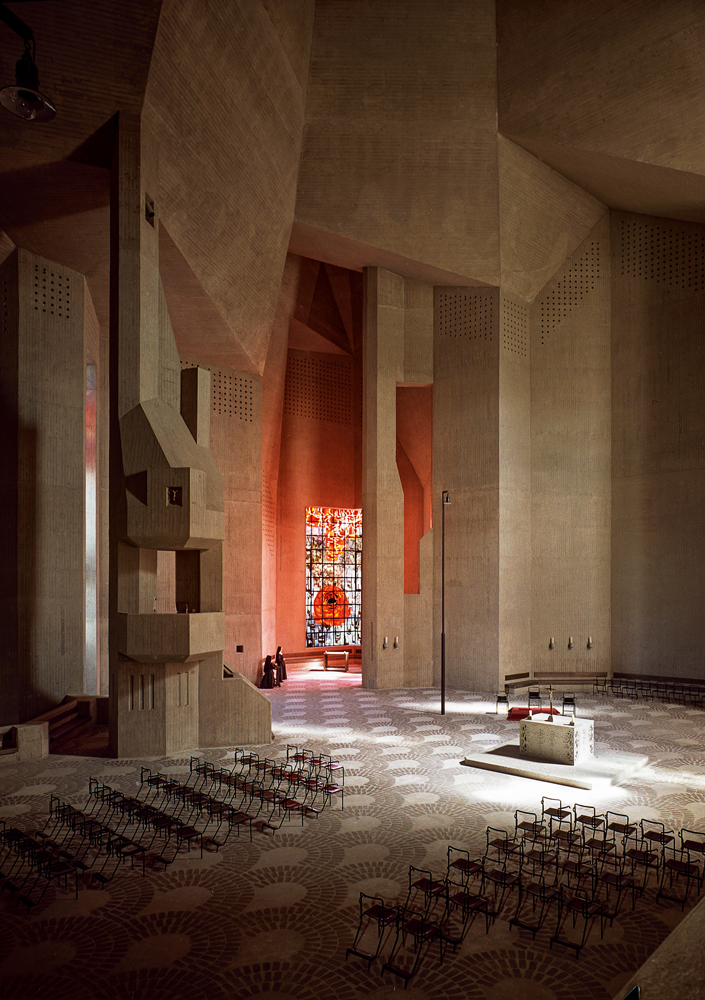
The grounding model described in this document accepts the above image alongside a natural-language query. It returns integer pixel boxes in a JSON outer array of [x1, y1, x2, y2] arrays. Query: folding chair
[[562, 692, 576, 717], [404, 866, 446, 917], [439, 878, 489, 955], [656, 844, 702, 911], [550, 885, 601, 958], [514, 809, 544, 840], [597, 858, 637, 934], [527, 686, 542, 712], [345, 893, 397, 969], [481, 858, 520, 924], [624, 830, 660, 894], [446, 845, 482, 888], [509, 873, 559, 939], [381, 906, 441, 987], [485, 826, 522, 866]]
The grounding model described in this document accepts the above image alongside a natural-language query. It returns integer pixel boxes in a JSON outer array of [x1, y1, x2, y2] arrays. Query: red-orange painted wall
[[276, 350, 359, 651], [396, 440, 423, 594], [397, 385, 433, 594]]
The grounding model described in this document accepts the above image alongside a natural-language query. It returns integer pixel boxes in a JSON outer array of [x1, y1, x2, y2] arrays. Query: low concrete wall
[[1, 722, 50, 762]]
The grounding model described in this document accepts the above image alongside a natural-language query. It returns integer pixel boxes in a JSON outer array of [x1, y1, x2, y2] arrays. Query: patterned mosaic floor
[[1, 669, 704, 1000]]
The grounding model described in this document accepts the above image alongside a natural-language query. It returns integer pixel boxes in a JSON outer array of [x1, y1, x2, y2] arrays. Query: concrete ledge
[[461, 742, 648, 790], [2, 722, 50, 762]]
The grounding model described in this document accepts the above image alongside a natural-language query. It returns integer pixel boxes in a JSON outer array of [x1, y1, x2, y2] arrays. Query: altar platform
[[460, 742, 648, 789]]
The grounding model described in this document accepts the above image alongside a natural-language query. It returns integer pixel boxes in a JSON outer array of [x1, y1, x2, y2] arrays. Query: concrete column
[[530, 218, 611, 677], [0, 248, 88, 723], [362, 268, 405, 688], [498, 291, 531, 681], [433, 287, 501, 693], [112, 113, 159, 418]]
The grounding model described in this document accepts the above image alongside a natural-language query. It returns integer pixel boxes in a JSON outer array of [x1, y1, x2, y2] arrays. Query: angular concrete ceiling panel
[[502, 136, 705, 226], [497, 0, 705, 177], [296, 0, 500, 286], [143, 0, 316, 374], [498, 137, 607, 302], [159, 226, 254, 371], [288, 316, 348, 356]]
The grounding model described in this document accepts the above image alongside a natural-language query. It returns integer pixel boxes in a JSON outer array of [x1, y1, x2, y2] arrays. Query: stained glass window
[[306, 507, 362, 647]]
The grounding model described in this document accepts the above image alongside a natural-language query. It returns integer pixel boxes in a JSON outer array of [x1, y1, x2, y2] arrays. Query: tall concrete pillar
[[498, 291, 531, 682], [109, 114, 227, 757], [0, 248, 92, 723], [530, 220, 611, 679], [362, 268, 405, 688], [433, 287, 501, 693]]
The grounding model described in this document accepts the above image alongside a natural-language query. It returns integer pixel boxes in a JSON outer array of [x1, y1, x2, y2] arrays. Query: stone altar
[[520, 713, 594, 765]]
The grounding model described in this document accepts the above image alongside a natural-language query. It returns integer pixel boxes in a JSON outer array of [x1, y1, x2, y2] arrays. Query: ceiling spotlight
[[0, 4, 56, 122]]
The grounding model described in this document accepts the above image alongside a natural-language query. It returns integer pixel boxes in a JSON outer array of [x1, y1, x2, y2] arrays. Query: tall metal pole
[[441, 490, 450, 714]]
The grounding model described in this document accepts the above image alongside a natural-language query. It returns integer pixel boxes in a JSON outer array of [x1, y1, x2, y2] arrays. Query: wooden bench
[[505, 673, 608, 694]]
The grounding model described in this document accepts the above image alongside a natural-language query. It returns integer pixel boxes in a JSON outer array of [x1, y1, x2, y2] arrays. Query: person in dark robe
[[260, 655, 276, 689], [275, 646, 287, 682]]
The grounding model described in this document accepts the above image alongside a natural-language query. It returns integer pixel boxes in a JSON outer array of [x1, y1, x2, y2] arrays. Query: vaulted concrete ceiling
[[496, 0, 705, 223], [0, 0, 702, 373]]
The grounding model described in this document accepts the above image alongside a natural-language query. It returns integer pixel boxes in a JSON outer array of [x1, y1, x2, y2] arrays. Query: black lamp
[[440, 490, 451, 715], [0, 4, 56, 122]]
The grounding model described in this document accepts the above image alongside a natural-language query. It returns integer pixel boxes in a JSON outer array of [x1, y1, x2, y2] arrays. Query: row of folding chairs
[[1, 740, 349, 914], [228, 744, 345, 817], [595, 676, 705, 707], [139, 747, 344, 845], [33, 784, 156, 884], [496, 799, 704, 912], [0, 816, 79, 913], [347, 859, 492, 987], [138, 764, 268, 851], [347, 799, 705, 976]]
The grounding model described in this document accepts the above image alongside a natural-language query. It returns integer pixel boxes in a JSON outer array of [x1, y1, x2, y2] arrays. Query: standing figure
[[275, 646, 287, 682], [260, 655, 276, 689]]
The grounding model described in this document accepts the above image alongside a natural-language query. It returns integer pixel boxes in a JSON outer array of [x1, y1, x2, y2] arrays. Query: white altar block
[[520, 714, 594, 765]]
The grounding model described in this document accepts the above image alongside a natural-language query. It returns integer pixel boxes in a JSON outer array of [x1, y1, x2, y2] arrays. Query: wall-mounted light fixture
[[0, 3, 56, 121], [382, 636, 388, 649], [393, 636, 399, 648], [548, 637, 555, 649], [568, 636, 574, 649], [587, 636, 593, 649]]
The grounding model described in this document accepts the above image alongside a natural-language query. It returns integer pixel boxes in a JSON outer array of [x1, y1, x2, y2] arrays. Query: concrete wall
[[144, 0, 316, 373], [181, 356, 262, 684], [611, 212, 705, 678], [498, 291, 531, 681], [530, 217, 612, 676], [433, 287, 501, 692], [262, 256, 302, 656], [0, 249, 88, 724], [497, 0, 705, 178], [277, 349, 358, 652], [297, 0, 499, 284], [362, 268, 405, 688]]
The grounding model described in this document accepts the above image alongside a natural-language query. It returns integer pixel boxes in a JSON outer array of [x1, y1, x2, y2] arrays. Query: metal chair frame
[[346, 893, 397, 969]]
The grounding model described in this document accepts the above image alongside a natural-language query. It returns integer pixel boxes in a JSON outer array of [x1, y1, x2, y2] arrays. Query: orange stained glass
[[306, 506, 362, 562], [306, 506, 362, 647], [312, 585, 351, 627]]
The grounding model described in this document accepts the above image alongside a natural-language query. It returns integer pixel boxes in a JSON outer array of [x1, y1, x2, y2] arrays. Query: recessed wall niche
[[155, 549, 204, 615], [156, 550, 176, 613]]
